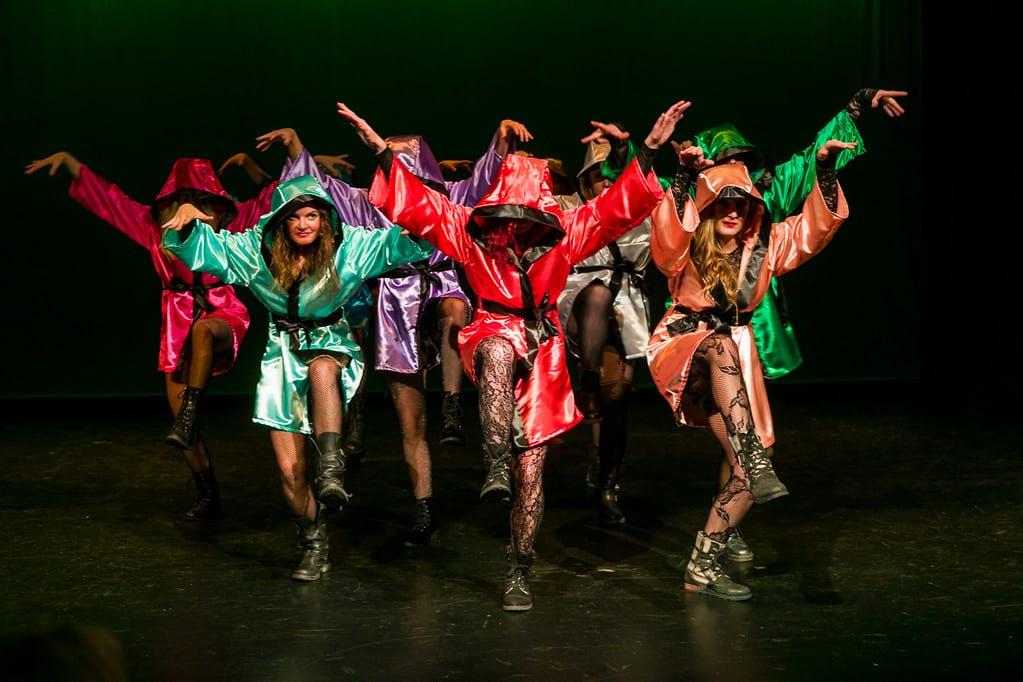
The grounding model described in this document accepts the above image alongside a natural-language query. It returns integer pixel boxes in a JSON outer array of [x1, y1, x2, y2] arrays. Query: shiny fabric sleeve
[[445, 132, 505, 206], [764, 110, 865, 220], [282, 149, 393, 229], [337, 223, 435, 279], [160, 221, 263, 285], [368, 160, 473, 262], [68, 164, 156, 249], [768, 177, 849, 276], [227, 180, 278, 233], [563, 157, 664, 263], [650, 188, 700, 277]]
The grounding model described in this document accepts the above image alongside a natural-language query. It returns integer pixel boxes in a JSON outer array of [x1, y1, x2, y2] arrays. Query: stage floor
[[1, 383, 1018, 680]]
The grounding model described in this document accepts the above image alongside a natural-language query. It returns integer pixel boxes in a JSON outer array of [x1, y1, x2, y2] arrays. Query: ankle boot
[[292, 505, 330, 581], [313, 432, 350, 511], [344, 393, 368, 466], [479, 443, 513, 503], [683, 531, 751, 601], [166, 386, 202, 450], [597, 472, 626, 527], [503, 551, 534, 612], [184, 466, 222, 521], [404, 497, 436, 547], [576, 369, 602, 423], [725, 526, 754, 562], [732, 430, 789, 504], [440, 392, 466, 446]]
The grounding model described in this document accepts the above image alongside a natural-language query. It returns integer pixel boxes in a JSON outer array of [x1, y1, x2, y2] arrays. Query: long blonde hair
[[692, 216, 740, 308], [268, 207, 339, 293]]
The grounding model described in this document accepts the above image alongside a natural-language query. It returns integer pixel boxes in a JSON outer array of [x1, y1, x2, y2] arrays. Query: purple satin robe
[[281, 133, 505, 373]]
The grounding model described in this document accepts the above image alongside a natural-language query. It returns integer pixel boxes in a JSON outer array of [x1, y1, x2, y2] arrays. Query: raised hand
[[580, 121, 629, 145], [25, 151, 82, 178], [438, 159, 474, 174], [816, 139, 859, 162], [871, 89, 909, 118], [161, 203, 215, 232], [643, 100, 692, 149], [498, 119, 534, 144], [335, 102, 387, 153], [313, 154, 355, 178], [255, 128, 302, 158], [672, 139, 714, 169]]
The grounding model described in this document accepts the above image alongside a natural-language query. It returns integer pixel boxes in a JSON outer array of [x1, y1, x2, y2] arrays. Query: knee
[[309, 358, 338, 385], [191, 320, 215, 346], [438, 298, 469, 326], [705, 334, 739, 364], [475, 337, 515, 370]]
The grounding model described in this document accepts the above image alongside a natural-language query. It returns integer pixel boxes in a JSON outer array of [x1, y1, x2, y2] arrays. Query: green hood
[[693, 124, 765, 173], [257, 175, 340, 248]]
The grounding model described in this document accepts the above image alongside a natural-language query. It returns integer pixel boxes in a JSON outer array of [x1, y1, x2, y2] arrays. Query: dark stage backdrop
[[1, 0, 922, 397]]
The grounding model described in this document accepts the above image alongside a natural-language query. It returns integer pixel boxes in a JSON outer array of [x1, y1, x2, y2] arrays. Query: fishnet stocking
[[308, 357, 344, 437], [271, 430, 316, 520]]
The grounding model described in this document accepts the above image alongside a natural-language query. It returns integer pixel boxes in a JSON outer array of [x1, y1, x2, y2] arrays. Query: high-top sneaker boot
[[292, 506, 330, 582], [184, 466, 222, 521], [343, 393, 368, 467], [479, 443, 512, 504], [725, 527, 754, 562], [683, 531, 751, 601], [313, 432, 350, 511], [440, 392, 466, 446], [166, 386, 202, 450], [503, 552, 535, 612], [404, 497, 436, 547], [731, 430, 789, 504]]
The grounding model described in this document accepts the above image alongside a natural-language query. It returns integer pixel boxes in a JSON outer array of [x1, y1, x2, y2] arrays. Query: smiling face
[[712, 197, 749, 239], [285, 206, 324, 247]]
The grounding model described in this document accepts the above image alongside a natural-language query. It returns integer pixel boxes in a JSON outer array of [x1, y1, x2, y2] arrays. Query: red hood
[[469, 155, 564, 241], [153, 158, 237, 222]]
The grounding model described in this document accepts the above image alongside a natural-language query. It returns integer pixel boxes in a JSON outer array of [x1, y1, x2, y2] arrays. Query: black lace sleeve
[[844, 88, 879, 120], [670, 165, 697, 222], [815, 158, 839, 212], [636, 144, 658, 175]]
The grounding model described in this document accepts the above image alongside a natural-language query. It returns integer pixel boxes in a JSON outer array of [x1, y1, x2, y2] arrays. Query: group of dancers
[[25, 86, 907, 610]]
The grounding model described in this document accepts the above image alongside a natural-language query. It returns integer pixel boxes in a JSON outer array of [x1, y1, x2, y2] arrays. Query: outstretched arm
[[445, 120, 532, 205], [564, 100, 690, 261], [27, 152, 155, 248], [768, 140, 852, 276], [160, 203, 263, 284]]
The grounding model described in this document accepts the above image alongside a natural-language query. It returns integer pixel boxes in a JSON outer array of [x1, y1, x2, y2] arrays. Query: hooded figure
[[646, 161, 848, 448], [281, 133, 505, 376], [370, 152, 664, 447], [69, 157, 277, 376], [557, 141, 654, 362], [161, 175, 433, 434], [692, 108, 865, 379]]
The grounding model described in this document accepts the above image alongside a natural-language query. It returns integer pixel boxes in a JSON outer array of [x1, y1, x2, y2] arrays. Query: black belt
[[665, 305, 753, 337], [164, 278, 229, 317], [481, 296, 559, 341], [480, 295, 559, 372], [571, 261, 648, 299], [272, 308, 346, 350]]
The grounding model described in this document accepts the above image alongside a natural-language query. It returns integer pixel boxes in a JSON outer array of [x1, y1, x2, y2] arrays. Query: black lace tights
[[474, 336, 548, 556], [688, 333, 760, 542]]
